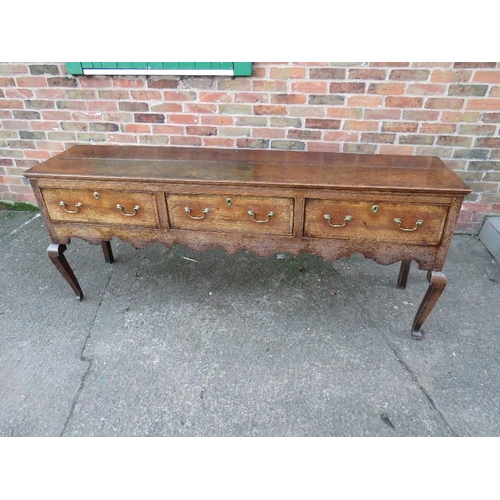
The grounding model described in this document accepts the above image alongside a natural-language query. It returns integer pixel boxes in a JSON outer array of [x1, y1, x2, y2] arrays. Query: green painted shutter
[[66, 62, 252, 76]]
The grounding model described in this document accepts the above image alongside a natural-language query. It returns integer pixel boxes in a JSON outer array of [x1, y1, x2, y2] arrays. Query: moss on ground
[[0, 201, 39, 212]]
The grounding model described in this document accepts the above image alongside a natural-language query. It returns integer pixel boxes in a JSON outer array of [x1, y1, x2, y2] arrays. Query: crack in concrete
[[59, 266, 114, 437], [328, 261, 460, 436]]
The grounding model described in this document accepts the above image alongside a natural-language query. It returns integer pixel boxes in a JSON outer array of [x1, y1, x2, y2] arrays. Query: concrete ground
[[1, 210, 499, 437]]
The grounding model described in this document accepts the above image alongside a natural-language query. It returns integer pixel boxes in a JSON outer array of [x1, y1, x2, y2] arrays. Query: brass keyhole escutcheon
[[94, 192, 100, 200], [372, 204, 380, 214], [226, 197, 232, 206]]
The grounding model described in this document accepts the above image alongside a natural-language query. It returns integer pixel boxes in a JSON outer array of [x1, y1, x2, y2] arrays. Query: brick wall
[[1, 61, 500, 232]]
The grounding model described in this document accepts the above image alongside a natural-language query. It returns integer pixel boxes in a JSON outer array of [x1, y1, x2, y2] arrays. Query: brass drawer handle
[[185, 207, 209, 220], [60, 201, 83, 213], [117, 204, 140, 216], [248, 210, 274, 223], [324, 214, 352, 228], [394, 218, 423, 231]]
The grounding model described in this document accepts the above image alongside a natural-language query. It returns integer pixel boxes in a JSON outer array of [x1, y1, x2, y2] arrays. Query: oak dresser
[[24, 145, 471, 339]]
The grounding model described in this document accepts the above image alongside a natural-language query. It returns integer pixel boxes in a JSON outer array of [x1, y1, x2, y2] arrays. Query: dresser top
[[25, 145, 471, 195]]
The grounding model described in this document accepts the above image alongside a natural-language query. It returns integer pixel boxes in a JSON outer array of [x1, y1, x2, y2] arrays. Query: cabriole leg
[[47, 243, 83, 300], [411, 271, 447, 340]]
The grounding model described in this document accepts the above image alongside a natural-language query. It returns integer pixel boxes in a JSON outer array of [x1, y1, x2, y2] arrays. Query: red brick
[[466, 99, 500, 110], [16, 76, 47, 87], [152, 125, 183, 134], [185, 126, 217, 136], [420, 123, 457, 134], [0, 100, 23, 109], [168, 114, 199, 124], [473, 71, 500, 83], [235, 92, 268, 103], [490, 87, 500, 97], [203, 137, 234, 148], [170, 136, 202, 146], [389, 69, 429, 81], [475, 137, 500, 148], [184, 103, 217, 114], [134, 113, 165, 123], [291, 81, 328, 93], [36, 89, 65, 99], [454, 62, 496, 68], [324, 131, 358, 142], [122, 123, 151, 134], [163, 90, 197, 101], [361, 133, 396, 143], [87, 101, 118, 111], [147, 78, 179, 89], [385, 97, 424, 108], [24, 150, 52, 160], [305, 118, 341, 129], [47, 77, 77, 87], [131, 90, 162, 100], [107, 134, 137, 143], [430, 70, 472, 83], [441, 111, 479, 122], [368, 83, 405, 95], [436, 136, 473, 147], [343, 143, 377, 154], [364, 109, 401, 120], [199, 92, 231, 103], [270, 67, 306, 79], [425, 98, 464, 109], [307, 142, 341, 153], [407, 83, 446, 95], [379, 145, 415, 155], [287, 129, 322, 140], [370, 62, 410, 67], [5, 88, 34, 99], [343, 120, 379, 131], [112, 78, 145, 88], [0, 77, 15, 86], [253, 128, 286, 139], [254, 105, 286, 115], [347, 96, 383, 107], [382, 121, 419, 133], [252, 80, 288, 92], [271, 94, 307, 104], [201, 115, 233, 126], [402, 110, 440, 121], [481, 113, 500, 122], [329, 82, 365, 93], [80, 77, 113, 88], [309, 68, 346, 79], [348, 69, 386, 80], [327, 108, 363, 118], [236, 139, 270, 149], [150, 103, 183, 113]]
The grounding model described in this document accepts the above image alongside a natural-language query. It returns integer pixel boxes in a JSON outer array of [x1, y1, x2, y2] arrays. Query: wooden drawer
[[304, 199, 449, 245], [167, 194, 293, 235], [41, 188, 159, 227]]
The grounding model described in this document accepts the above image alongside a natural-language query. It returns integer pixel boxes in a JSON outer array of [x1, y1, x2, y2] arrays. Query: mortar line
[[59, 267, 114, 437], [328, 261, 460, 437]]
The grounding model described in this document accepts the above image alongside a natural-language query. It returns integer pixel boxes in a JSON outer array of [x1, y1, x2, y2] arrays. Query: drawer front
[[304, 199, 449, 245], [41, 188, 159, 227], [167, 194, 293, 235]]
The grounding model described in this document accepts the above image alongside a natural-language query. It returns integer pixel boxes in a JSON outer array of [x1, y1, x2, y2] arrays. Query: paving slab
[[0, 213, 498, 436]]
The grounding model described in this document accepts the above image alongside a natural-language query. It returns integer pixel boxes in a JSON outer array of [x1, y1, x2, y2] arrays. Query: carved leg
[[47, 243, 84, 300], [101, 241, 114, 264], [397, 259, 411, 289], [411, 271, 447, 340]]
